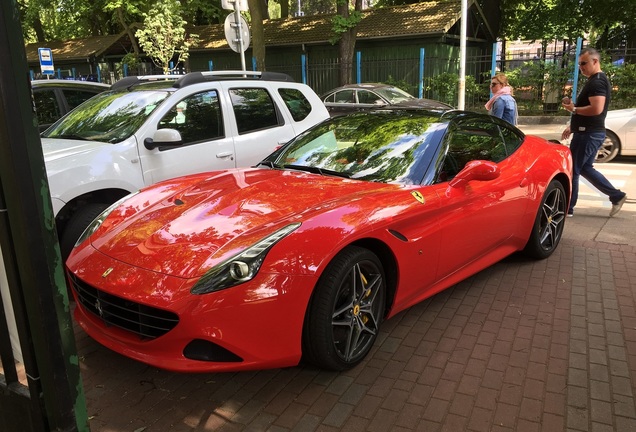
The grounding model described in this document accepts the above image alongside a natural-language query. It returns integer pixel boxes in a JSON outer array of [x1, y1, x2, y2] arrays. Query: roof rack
[[111, 75, 180, 91], [173, 71, 295, 88], [111, 70, 295, 91]]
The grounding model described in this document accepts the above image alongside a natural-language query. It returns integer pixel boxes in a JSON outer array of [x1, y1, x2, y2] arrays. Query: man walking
[[561, 47, 627, 217]]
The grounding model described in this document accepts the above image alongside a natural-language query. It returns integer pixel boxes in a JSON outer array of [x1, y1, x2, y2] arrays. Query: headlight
[[74, 192, 139, 247], [191, 223, 301, 295]]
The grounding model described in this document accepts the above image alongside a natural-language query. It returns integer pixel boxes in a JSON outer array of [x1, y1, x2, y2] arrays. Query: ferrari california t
[[66, 109, 572, 372]]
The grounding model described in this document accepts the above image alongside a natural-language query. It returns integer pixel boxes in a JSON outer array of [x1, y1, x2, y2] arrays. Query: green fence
[[110, 46, 636, 115]]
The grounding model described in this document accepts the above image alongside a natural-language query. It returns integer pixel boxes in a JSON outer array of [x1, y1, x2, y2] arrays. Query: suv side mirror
[[144, 128, 183, 150]]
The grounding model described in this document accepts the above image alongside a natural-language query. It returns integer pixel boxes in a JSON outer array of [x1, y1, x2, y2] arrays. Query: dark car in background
[[321, 83, 452, 116], [31, 79, 110, 131]]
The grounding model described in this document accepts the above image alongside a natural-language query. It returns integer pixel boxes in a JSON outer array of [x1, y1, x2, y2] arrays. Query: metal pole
[[418, 48, 425, 99], [458, 0, 467, 110], [234, 2, 246, 71], [572, 38, 583, 103], [490, 41, 499, 97]]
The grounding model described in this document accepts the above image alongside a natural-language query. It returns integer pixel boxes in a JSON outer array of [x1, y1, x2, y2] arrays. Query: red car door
[[431, 121, 531, 283]]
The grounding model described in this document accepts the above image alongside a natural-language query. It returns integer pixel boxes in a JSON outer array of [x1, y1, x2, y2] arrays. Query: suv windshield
[[43, 90, 171, 143]]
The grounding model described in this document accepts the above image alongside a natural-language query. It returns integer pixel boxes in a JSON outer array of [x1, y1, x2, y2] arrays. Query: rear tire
[[523, 180, 566, 259], [60, 203, 110, 262], [303, 246, 385, 371]]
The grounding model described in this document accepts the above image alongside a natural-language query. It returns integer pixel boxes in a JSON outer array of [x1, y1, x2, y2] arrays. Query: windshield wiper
[[50, 134, 95, 141], [283, 164, 351, 178], [255, 160, 279, 169]]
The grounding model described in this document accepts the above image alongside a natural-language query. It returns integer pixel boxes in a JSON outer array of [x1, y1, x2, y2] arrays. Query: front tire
[[303, 246, 386, 371], [60, 203, 110, 262], [523, 180, 566, 259], [596, 130, 620, 163]]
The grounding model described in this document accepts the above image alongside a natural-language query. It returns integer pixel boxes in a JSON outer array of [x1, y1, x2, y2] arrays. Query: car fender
[[265, 187, 441, 279], [44, 137, 145, 214]]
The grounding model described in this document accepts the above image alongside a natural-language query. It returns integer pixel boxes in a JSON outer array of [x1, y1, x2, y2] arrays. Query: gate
[[0, 3, 89, 431]]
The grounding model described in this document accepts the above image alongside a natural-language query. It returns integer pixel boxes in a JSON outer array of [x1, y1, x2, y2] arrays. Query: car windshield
[[42, 90, 171, 143], [374, 87, 414, 104], [270, 111, 446, 184]]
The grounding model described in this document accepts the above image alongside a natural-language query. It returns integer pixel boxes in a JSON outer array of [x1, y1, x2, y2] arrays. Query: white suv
[[41, 71, 330, 258]]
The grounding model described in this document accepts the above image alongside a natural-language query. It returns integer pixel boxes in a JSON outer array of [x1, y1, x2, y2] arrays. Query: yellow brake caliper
[[359, 272, 370, 324]]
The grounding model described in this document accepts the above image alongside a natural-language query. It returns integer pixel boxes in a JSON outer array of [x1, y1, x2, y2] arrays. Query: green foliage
[[606, 62, 636, 109], [118, 52, 141, 75], [384, 75, 411, 93], [329, 10, 362, 44], [425, 73, 484, 107], [136, 0, 199, 74], [501, 0, 636, 48]]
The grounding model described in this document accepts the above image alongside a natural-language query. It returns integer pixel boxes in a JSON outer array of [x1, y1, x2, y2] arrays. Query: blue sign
[[38, 48, 54, 75]]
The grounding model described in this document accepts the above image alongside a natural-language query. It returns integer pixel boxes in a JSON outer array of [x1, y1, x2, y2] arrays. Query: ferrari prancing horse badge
[[411, 191, 425, 204]]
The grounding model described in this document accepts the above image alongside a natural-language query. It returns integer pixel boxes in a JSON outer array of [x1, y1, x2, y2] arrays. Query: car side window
[[158, 90, 224, 145], [278, 88, 312, 121], [357, 90, 382, 104], [230, 88, 280, 134], [436, 120, 507, 183], [334, 90, 355, 104], [33, 89, 60, 126], [63, 89, 101, 110], [499, 124, 524, 155]]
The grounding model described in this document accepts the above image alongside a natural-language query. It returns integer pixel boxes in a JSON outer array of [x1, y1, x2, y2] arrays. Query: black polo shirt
[[571, 72, 611, 133]]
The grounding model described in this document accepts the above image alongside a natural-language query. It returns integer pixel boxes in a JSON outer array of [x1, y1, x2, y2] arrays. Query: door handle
[[216, 152, 234, 159]]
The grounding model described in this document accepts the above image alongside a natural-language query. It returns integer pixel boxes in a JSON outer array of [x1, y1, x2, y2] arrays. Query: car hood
[[89, 168, 399, 279], [606, 108, 636, 129], [41, 137, 109, 162]]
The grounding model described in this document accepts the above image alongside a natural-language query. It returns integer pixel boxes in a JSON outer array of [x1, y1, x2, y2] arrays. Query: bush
[[425, 73, 486, 108], [606, 62, 636, 109]]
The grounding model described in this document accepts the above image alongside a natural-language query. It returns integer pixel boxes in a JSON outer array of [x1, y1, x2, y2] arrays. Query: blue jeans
[[569, 131, 625, 213]]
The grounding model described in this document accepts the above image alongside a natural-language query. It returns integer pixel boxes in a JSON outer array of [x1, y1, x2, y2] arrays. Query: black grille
[[68, 272, 179, 340]]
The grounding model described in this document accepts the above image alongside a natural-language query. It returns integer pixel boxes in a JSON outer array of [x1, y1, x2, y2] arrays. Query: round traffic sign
[[224, 14, 250, 53]]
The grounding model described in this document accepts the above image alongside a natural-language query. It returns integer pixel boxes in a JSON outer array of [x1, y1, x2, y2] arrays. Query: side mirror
[[449, 160, 500, 188], [144, 128, 183, 150]]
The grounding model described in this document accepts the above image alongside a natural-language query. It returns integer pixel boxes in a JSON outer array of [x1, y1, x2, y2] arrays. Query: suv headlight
[[191, 223, 301, 294]]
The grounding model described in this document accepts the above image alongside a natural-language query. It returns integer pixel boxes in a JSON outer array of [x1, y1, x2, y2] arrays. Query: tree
[[181, 0, 226, 26], [18, 0, 116, 42], [136, 0, 199, 74], [331, 0, 363, 86], [248, 0, 267, 70], [103, 0, 147, 56], [501, 0, 636, 48], [279, 0, 290, 18]]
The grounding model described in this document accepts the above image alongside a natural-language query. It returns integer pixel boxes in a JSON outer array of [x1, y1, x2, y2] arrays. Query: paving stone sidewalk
[[76, 200, 636, 432]]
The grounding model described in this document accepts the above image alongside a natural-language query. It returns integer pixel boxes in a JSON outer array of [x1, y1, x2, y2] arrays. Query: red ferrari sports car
[[66, 109, 572, 372]]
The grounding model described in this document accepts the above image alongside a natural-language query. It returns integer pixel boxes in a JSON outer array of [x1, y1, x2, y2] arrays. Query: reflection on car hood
[[391, 99, 453, 110], [90, 168, 398, 279], [41, 137, 108, 162]]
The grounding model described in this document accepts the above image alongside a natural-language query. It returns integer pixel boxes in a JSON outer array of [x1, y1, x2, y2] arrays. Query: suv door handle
[[216, 152, 234, 159]]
